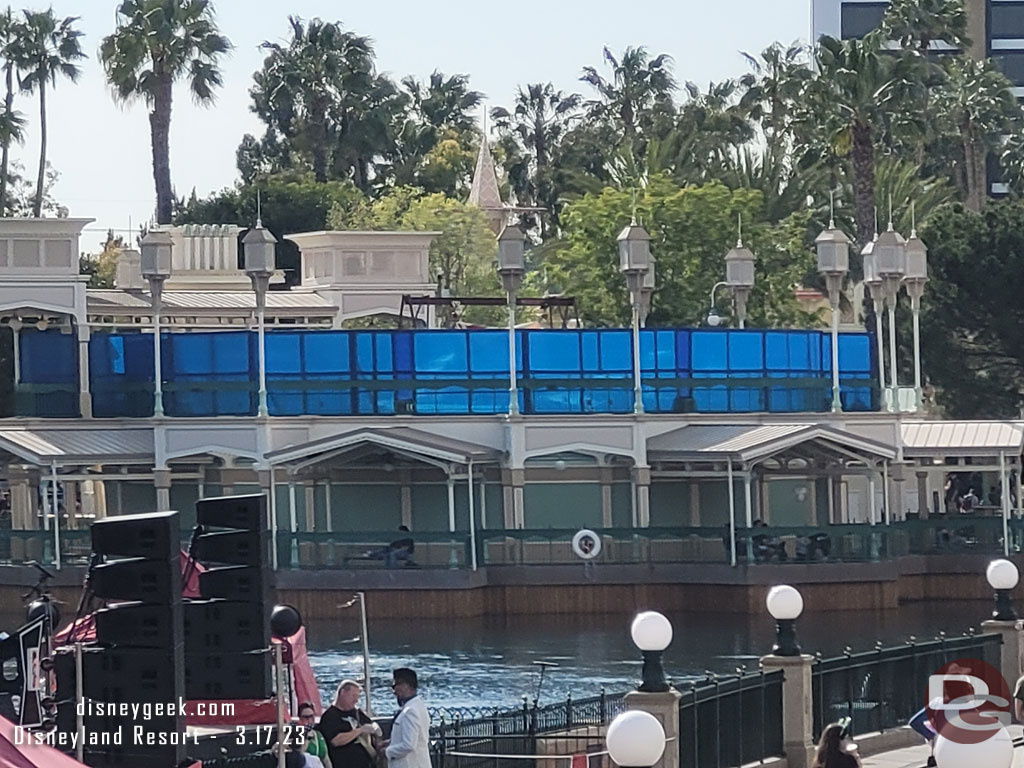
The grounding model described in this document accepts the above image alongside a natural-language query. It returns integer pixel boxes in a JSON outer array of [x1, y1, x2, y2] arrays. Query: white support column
[[467, 461, 477, 571], [324, 480, 333, 533], [743, 470, 754, 564], [727, 462, 737, 567], [77, 325, 91, 418], [479, 475, 487, 530], [868, 474, 877, 526], [268, 468, 279, 570], [154, 468, 171, 512], [1002, 452, 1011, 556], [883, 462, 891, 526], [287, 481, 297, 535], [827, 475, 835, 525], [447, 470, 458, 569], [50, 462, 60, 570], [11, 323, 20, 388]]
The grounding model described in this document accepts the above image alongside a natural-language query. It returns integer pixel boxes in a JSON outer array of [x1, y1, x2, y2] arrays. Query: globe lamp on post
[[631, 611, 672, 692], [934, 726, 1014, 768], [766, 585, 804, 657], [986, 559, 1019, 621], [605, 710, 666, 768]]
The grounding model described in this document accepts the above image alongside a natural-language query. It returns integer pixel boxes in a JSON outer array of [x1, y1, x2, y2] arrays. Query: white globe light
[[934, 727, 1013, 768], [605, 711, 666, 767], [706, 309, 722, 327], [630, 611, 673, 652], [766, 585, 803, 621], [987, 559, 1019, 591]]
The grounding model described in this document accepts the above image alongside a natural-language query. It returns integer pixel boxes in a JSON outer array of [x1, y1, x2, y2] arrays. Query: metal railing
[[430, 692, 625, 768], [811, 631, 1002, 739], [677, 668, 784, 768]]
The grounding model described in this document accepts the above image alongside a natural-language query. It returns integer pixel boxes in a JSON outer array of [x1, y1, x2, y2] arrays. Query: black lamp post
[[631, 611, 672, 692], [766, 584, 804, 657]]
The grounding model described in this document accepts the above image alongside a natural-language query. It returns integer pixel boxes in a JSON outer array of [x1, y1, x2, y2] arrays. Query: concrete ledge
[[853, 726, 924, 757]]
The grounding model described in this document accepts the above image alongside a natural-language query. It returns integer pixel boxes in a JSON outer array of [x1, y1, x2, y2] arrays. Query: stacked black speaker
[[55, 510, 185, 768], [186, 494, 273, 701]]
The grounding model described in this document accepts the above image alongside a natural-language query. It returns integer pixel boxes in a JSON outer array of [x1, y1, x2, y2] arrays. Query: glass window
[[841, 3, 888, 38], [995, 51, 1024, 85], [991, 3, 1024, 39]]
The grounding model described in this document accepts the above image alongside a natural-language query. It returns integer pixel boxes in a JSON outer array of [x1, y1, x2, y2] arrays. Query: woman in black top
[[812, 723, 861, 768]]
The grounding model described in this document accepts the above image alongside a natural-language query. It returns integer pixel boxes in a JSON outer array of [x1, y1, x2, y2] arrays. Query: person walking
[[811, 721, 860, 768], [382, 668, 430, 768], [317, 681, 379, 768]]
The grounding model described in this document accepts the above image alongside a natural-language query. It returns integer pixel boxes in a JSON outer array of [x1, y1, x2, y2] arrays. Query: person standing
[[382, 668, 430, 768], [317, 681, 378, 768], [298, 702, 332, 768]]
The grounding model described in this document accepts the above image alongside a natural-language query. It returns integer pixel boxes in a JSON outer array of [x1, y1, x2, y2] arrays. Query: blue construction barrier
[[86, 328, 879, 418]]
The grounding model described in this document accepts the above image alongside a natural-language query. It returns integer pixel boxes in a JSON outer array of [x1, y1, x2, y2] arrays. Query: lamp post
[[638, 255, 656, 328], [618, 219, 652, 414], [243, 219, 278, 418], [140, 229, 173, 417], [903, 217, 928, 412], [986, 558, 1018, 621], [706, 281, 729, 327], [766, 584, 803, 656], [815, 216, 851, 413], [498, 224, 527, 416], [605, 710, 667, 768], [874, 218, 906, 412], [861, 236, 887, 411], [724, 222, 756, 329], [631, 610, 672, 692]]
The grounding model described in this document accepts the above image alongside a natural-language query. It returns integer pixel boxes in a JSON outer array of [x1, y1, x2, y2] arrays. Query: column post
[[633, 466, 651, 528], [77, 325, 91, 418], [623, 689, 682, 768], [980, 620, 1024, 690], [761, 654, 816, 768], [600, 466, 614, 528], [154, 468, 171, 512], [916, 470, 929, 519]]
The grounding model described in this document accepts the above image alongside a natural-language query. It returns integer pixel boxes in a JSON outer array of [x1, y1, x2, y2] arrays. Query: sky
[[14, 0, 810, 254]]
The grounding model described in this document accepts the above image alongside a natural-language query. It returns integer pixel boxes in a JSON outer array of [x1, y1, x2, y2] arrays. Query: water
[[306, 600, 993, 715]]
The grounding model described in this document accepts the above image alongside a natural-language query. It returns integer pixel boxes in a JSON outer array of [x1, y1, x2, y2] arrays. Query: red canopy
[[0, 716, 88, 768]]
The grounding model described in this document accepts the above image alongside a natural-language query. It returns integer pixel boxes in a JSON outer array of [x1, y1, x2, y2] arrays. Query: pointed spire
[[828, 190, 836, 230], [736, 212, 743, 248], [256, 189, 263, 229], [468, 130, 503, 211], [630, 188, 638, 225]]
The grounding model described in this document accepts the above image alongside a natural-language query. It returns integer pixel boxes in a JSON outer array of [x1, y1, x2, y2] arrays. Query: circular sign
[[572, 529, 602, 560], [925, 657, 1011, 745]]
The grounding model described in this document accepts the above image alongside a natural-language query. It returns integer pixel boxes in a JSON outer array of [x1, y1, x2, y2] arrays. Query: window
[[841, 2, 888, 39], [995, 51, 1024, 85], [991, 3, 1024, 40]]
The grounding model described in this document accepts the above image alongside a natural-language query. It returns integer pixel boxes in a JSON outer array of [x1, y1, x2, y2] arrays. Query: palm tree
[[580, 46, 676, 157], [491, 83, 581, 236], [19, 10, 83, 218], [252, 17, 373, 185], [100, 0, 231, 224], [806, 33, 922, 246], [934, 56, 1023, 211], [739, 42, 811, 163], [883, 0, 970, 54], [0, 8, 27, 214], [403, 71, 482, 134]]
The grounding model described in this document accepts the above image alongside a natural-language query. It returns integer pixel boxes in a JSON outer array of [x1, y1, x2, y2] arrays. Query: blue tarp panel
[[19, 329, 79, 417], [89, 333, 155, 417], [87, 327, 880, 418]]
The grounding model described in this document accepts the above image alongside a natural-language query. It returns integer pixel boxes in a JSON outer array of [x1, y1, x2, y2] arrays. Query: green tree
[[580, 46, 676, 162], [80, 231, 124, 288], [0, 8, 27, 214], [19, 9, 82, 217], [918, 201, 1024, 417], [547, 177, 817, 328], [491, 83, 582, 237], [101, 0, 231, 225], [883, 0, 970, 53]]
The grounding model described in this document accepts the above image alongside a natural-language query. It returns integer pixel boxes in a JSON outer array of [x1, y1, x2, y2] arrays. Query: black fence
[[677, 668, 784, 768], [431, 692, 626, 768], [811, 631, 1002, 739]]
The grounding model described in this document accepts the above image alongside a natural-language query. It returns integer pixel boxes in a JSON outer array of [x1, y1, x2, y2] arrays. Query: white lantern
[[630, 612, 673, 652], [618, 223, 652, 275], [140, 229, 173, 282], [766, 585, 804, 620], [987, 559, 1020, 591], [605, 711, 666, 768]]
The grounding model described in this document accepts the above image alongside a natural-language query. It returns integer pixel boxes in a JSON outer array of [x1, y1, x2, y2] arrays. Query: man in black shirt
[[316, 680, 378, 768]]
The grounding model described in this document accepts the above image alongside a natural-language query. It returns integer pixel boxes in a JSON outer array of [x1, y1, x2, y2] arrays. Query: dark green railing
[[811, 631, 1002, 739]]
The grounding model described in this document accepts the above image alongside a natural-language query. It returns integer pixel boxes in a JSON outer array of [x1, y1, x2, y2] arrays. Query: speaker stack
[[55, 510, 185, 768], [186, 494, 274, 701]]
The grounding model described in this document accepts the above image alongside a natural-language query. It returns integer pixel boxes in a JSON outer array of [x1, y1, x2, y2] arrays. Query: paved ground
[[862, 726, 1024, 768]]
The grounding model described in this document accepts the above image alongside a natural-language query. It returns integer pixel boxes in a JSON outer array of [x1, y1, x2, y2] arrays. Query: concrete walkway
[[862, 726, 1024, 768]]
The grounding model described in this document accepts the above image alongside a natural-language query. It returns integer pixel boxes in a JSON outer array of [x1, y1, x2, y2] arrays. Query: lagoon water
[[305, 600, 990, 715]]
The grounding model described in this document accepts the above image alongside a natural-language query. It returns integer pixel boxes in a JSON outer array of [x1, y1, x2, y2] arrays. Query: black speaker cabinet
[[184, 648, 272, 700], [90, 558, 177, 603], [197, 494, 267, 532], [91, 511, 179, 560], [94, 602, 183, 649], [184, 599, 268, 652]]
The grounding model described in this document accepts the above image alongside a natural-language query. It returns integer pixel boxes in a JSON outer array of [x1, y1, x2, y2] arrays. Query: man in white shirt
[[382, 668, 431, 768]]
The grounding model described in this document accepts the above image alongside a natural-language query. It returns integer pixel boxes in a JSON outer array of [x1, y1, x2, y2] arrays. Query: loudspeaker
[[184, 649, 272, 700], [196, 529, 267, 566], [197, 494, 267, 531], [198, 565, 271, 602], [90, 558, 176, 602], [82, 747, 185, 768], [55, 646, 184, 704], [94, 602, 181, 649], [91, 511, 179, 560], [184, 599, 267, 652]]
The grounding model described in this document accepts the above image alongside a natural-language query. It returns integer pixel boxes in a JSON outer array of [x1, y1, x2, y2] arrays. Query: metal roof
[[0, 428, 153, 465], [648, 423, 896, 464], [267, 426, 501, 466], [88, 290, 334, 312], [901, 421, 1024, 456]]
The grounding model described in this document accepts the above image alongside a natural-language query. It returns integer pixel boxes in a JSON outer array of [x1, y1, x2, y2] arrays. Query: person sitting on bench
[[366, 526, 416, 568]]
